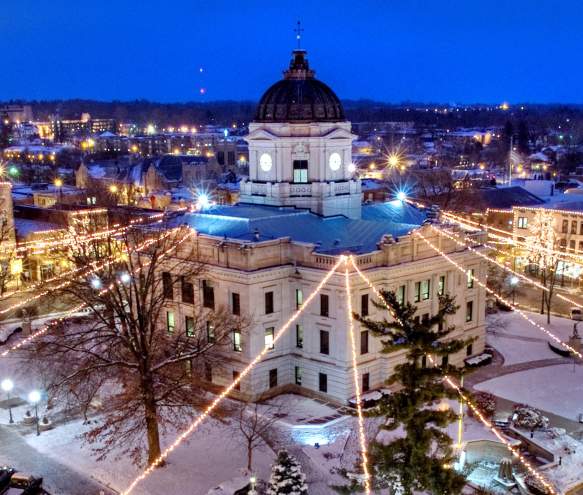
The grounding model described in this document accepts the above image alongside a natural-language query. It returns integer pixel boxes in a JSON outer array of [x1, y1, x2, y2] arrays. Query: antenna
[[294, 21, 304, 49]]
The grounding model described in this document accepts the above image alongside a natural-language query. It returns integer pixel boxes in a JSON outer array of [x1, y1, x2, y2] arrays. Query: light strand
[[0, 229, 177, 316], [0, 229, 192, 358], [415, 231, 583, 359], [120, 256, 345, 495], [432, 225, 583, 311], [344, 260, 371, 493], [349, 258, 557, 495]]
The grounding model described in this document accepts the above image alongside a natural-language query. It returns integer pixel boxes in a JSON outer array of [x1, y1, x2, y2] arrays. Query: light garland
[[0, 228, 193, 358], [416, 231, 583, 359], [120, 256, 345, 495], [0, 229, 177, 316], [349, 257, 557, 495], [344, 261, 371, 494], [442, 211, 583, 264], [431, 225, 583, 311]]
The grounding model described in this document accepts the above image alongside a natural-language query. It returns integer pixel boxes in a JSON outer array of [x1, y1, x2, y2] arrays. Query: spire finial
[[294, 20, 304, 49]]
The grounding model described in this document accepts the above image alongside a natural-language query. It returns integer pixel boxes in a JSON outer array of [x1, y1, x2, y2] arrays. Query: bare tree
[[24, 220, 247, 466], [227, 396, 283, 472]]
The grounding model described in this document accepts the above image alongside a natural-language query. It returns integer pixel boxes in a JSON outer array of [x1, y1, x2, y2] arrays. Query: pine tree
[[267, 449, 308, 495], [355, 291, 473, 495]]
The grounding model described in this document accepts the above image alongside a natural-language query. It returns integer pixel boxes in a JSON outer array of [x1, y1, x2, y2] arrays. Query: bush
[[469, 392, 496, 418], [513, 404, 549, 429]]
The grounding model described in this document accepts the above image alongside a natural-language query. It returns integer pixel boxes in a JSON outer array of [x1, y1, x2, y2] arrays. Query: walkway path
[[0, 425, 115, 495]]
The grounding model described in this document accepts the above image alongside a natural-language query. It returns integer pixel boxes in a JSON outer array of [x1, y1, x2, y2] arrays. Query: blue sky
[[2, 0, 582, 103]]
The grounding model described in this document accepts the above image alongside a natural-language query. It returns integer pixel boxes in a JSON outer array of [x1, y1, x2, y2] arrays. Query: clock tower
[[240, 49, 362, 219]]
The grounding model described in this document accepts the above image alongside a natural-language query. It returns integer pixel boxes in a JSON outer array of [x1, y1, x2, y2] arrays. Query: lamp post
[[509, 275, 519, 305], [54, 177, 63, 204], [28, 390, 41, 436], [249, 475, 257, 495], [1, 378, 14, 424]]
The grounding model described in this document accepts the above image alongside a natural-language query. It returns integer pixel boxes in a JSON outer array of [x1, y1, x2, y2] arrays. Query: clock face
[[259, 153, 272, 172], [329, 152, 342, 171]]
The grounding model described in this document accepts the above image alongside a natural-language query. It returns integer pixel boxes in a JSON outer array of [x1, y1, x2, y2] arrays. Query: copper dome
[[255, 50, 346, 123]]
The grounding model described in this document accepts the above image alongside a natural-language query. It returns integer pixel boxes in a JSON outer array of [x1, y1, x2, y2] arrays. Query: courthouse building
[[160, 49, 487, 402]]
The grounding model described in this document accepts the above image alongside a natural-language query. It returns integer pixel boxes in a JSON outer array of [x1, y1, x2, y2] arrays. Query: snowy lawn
[[475, 364, 583, 421], [25, 415, 275, 494], [486, 311, 578, 365]]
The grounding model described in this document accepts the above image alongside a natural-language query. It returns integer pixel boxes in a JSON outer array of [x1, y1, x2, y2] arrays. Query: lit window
[[467, 269, 475, 289], [206, 321, 215, 343], [296, 324, 303, 348], [295, 289, 303, 309], [517, 217, 528, 229], [264, 327, 275, 350], [166, 311, 175, 334], [185, 316, 195, 337], [396, 285, 406, 304], [233, 329, 242, 352], [466, 301, 474, 322], [293, 160, 308, 183], [438, 275, 446, 296]]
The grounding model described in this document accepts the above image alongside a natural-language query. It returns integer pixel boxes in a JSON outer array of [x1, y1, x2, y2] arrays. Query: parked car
[[570, 307, 583, 321], [3, 470, 44, 494]]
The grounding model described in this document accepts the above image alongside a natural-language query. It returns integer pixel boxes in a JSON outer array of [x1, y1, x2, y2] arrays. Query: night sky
[[3, 0, 583, 103]]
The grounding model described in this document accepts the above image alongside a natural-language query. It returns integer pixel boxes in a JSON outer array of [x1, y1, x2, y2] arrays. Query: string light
[[0, 229, 193, 359], [442, 211, 583, 264], [0, 229, 178, 316], [344, 260, 371, 494], [120, 256, 345, 495], [415, 231, 583, 359], [432, 225, 583, 311], [349, 257, 557, 495]]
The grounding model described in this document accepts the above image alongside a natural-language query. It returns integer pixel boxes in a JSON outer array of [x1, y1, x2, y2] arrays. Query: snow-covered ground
[[25, 416, 275, 495], [486, 311, 576, 365], [475, 364, 583, 421]]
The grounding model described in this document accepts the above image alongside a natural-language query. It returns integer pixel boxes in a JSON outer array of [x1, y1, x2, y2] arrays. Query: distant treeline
[[3, 99, 583, 129]]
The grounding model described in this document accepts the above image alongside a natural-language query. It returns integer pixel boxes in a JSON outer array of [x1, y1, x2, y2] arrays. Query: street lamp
[[28, 390, 41, 436], [1, 378, 14, 424], [54, 178, 63, 203], [509, 275, 519, 305], [249, 475, 257, 495]]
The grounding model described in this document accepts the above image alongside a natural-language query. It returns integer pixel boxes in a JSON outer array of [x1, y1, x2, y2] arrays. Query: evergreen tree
[[267, 449, 308, 495], [355, 291, 473, 495]]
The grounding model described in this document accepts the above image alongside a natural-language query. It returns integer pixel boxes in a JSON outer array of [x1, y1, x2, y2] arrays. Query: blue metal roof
[[173, 201, 427, 254]]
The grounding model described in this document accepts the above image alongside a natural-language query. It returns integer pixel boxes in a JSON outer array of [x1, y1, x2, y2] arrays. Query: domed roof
[[255, 50, 346, 123]]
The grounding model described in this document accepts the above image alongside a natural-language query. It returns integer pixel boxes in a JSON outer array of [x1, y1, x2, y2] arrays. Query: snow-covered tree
[[267, 450, 308, 495], [526, 210, 560, 324]]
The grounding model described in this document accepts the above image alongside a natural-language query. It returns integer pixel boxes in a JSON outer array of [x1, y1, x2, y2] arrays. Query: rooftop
[[174, 201, 427, 254]]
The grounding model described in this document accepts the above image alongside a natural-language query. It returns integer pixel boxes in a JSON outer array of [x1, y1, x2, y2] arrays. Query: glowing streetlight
[[28, 390, 41, 436], [1, 378, 14, 423], [196, 193, 211, 210], [109, 185, 118, 194], [509, 275, 519, 305], [347, 162, 357, 174], [388, 153, 399, 168], [120, 272, 131, 284], [90, 277, 102, 290], [54, 178, 63, 188], [396, 191, 407, 202]]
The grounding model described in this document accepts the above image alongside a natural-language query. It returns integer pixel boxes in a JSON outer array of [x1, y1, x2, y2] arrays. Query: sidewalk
[[0, 424, 116, 495]]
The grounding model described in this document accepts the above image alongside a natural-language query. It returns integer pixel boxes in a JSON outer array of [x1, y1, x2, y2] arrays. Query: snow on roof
[[87, 165, 107, 178], [99, 131, 117, 138], [14, 218, 60, 238], [172, 201, 427, 254]]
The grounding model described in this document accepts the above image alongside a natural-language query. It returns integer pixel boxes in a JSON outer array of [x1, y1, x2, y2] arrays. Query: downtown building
[[159, 50, 487, 403]]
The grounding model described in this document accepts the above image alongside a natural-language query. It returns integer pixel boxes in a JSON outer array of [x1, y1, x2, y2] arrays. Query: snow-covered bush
[[512, 404, 549, 429], [267, 450, 308, 495], [524, 473, 549, 495], [468, 392, 496, 418]]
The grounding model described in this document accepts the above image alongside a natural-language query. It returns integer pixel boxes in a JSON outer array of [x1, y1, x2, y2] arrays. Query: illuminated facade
[[158, 50, 487, 403]]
